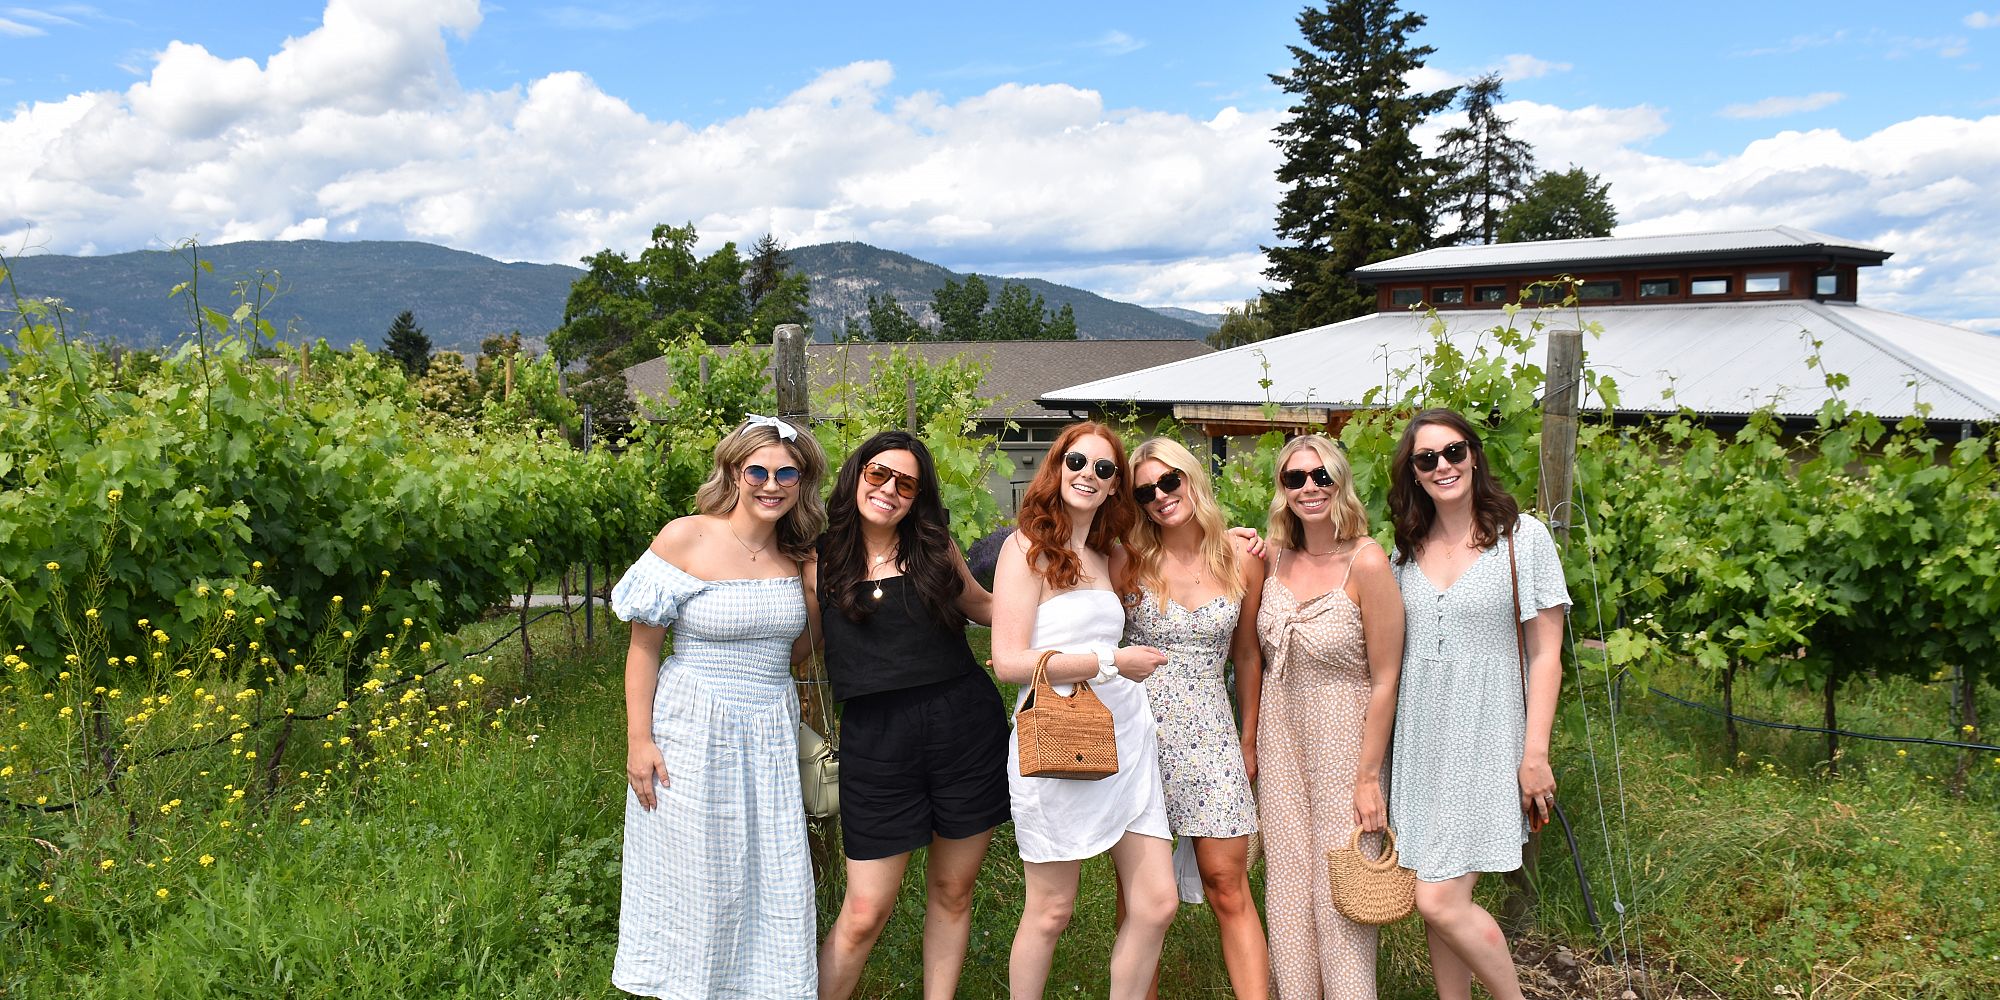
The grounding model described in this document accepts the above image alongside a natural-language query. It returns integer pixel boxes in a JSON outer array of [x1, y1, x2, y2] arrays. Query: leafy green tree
[[1498, 167, 1618, 243], [1436, 73, 1536, 245], [864, 293, 928, 342], [381, 310, 431, 376], [1045, 302, 1078, 341], [1208, 299, 1277, 349], [933, 275, 990, 340], [1264, 0, 1457, 332], [418, 351, 482, 422], [981, 282, 1047, 340]]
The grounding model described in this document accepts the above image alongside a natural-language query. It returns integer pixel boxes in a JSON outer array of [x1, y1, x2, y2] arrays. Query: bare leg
[[1110, 865, 1163, 1000], [1416, 873, 1524, 1000], [1106, 833, 1177, 1000], [921, 829, 996, 1000], [819, 852, 914, 1000], [1193, 835, 1269, 1000], [1010, 859, 1082, 999]]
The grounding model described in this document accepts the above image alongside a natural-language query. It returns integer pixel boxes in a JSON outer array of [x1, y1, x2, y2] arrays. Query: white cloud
[[1494, 54, 1570, 81], [0, 16, 45, 36], [1718, 91, 1845, 119], [1087, 30, 1145, 56], [1965, 11, 2000, 28]]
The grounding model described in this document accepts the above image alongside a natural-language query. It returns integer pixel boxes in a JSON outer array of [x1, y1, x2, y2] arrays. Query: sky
[[3, 1, 1999, 330]]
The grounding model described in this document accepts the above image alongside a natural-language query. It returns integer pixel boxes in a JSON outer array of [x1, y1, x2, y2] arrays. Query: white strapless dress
[[1007, 589, 1171, 863]]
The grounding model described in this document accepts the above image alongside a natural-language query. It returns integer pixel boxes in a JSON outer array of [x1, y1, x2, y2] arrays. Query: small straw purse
[[1326, 826, 1417, 925], [1014, 649, 1118, 780]]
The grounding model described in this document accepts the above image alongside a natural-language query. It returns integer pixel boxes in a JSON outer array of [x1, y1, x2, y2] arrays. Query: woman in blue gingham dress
[[610, 415, 828, 999]]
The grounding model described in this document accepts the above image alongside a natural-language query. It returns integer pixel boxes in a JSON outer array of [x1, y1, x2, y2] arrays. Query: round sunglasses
[[1280, 466, 1334, 490], [861, 461, 921, 499], [1133, 470, 1184, 506], [1063, 451, 1119, 481], [741, 464, 802, 488], [1411, 440, 1470, 472]]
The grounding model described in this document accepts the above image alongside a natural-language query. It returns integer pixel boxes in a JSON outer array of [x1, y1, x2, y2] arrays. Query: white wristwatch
[[1091, 647, 1120, 685]]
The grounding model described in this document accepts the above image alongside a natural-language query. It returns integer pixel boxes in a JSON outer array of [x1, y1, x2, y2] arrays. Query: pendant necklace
[[867, 548, 896, 600], [727, 522, 768, 562]]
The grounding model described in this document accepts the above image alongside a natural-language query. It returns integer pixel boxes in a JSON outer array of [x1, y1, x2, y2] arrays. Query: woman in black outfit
[[815, 431, 1008, 1000]]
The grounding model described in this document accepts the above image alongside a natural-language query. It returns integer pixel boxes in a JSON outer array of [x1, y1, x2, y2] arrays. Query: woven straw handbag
[[1014, 649, 1118, 780], [1326, 826, 1417, 925]]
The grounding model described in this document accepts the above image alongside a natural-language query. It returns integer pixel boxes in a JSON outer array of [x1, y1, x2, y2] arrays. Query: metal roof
[[1351, 226, 1892, 282], [1040, 300, 2000, 423], [623, 339, 1212, 422]]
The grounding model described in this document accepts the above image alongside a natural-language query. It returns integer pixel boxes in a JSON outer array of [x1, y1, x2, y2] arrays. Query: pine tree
[[1498, 167, 1618, 243], [1436, 74, 1536, 245], [1264, 0, 1457, 331], [864, 293, 927, 342], [382, 310, 431, 376]]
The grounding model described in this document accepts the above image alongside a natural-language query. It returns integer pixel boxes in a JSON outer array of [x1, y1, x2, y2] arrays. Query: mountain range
[[1, 239, 1216, 353]]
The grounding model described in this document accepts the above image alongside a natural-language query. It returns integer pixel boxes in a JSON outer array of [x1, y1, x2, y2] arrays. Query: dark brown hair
[[1016, 422, 1134, 591], [819, 431, 964, 629], [1387, 407, 1520, 565]]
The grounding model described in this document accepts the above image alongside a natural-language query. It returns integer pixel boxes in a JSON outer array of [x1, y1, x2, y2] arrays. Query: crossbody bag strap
[[1506, 526, 1528, 699], [800, 561, 835, 744]]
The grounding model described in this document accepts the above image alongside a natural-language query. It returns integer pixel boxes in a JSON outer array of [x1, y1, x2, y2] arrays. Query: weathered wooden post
[[582, 403, 595, 646], [1504, 327, 1583, 932], [905, 376, 918, 435], [773, 323, 834, 876]]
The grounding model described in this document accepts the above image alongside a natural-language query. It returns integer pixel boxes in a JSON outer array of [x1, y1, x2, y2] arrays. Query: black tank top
[[820, 573, 981, 701]]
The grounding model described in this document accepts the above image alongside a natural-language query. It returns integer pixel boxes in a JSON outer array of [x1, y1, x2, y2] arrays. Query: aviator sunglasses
[[741, 464, 802, 488], [1133, 470, 1184, 506], [1280, 466, 1334, 490], [1063, 451, 1119, 481], [861, 461, 921, 499], [1410, 440, 1471, 472]]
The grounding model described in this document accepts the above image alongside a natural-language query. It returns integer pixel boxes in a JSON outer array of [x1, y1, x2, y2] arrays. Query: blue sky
[[4, 1, 1999, 327]]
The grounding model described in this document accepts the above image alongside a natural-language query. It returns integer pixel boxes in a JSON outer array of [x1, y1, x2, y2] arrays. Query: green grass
[[9, 616, 1995, 998]]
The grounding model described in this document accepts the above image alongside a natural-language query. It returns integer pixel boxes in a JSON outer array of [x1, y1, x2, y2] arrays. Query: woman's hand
[[628, 740, 669, 811], [1113, 644, 1168, 682], [1518, 754, 1556, 826], [1353, 781, 1386, 833], [1239, 736, 1258, 785], [1225, 526, 1268, 561]]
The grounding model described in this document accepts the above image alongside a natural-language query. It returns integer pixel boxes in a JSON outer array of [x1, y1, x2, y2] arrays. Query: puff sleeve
[[610, 551, 705, 629], [1512, 514, 1572, 620]]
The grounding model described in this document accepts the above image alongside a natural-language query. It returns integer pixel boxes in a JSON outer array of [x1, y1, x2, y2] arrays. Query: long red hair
[[1016, 422, 1135, 592]]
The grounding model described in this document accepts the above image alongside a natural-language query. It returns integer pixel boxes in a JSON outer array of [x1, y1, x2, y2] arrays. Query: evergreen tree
[[1264, 0, 1457, 331], [864, 293, 928, 342], [1498, 166, 1618, 243], [381, 310, 431, 376], [744, 233, 811, 336], [932, 275, 990, 340], [981, 282, 1048, 341], [1043, 302, 1079, 341], [1435, 73, 1536, 245]]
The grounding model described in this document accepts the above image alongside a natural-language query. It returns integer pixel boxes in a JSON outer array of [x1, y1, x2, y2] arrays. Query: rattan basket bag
[[1014, 649, 1118, 780], [1326, 826, 1417, 925]]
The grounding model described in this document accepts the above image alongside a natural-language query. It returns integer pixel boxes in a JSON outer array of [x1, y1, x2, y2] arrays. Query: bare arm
[[627, 519, 691, 810], [1350, 542, 1404, 832], [991, 536, 1162, 684], [1229, 546, 1266, 783], [952, 541, 995, 627], [791, 557, 820, 667], [1517, 606, 1566, 815]]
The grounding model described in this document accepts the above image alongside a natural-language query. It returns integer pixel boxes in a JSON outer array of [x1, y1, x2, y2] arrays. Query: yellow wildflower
[[107, 489, 123, 502], [199, 855, 214, 866], [44, 561, 59, 571], [222, 588, 235, 600], [99, 859, 116, 870], [156, 888, 168, 899]]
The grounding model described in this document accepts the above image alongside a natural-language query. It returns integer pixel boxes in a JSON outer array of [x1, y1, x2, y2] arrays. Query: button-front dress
[[1390, 514, 1571, 883], [609, 551, 815, 999]]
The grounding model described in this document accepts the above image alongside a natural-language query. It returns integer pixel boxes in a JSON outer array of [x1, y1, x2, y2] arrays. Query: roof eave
[[1354, 246, 1894, 285]]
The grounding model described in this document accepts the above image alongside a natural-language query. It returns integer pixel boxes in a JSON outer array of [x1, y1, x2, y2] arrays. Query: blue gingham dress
[[609, 551, 815, 999]]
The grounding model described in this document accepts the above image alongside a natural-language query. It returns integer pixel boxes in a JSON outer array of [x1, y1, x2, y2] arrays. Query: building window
[[1473, 285, 1506, 303], [1391, 287, 1423, 307], [1815, 272, 1839, 296], [1744, 272, 1790, 294], [998, 425, 1030, 442], [1433, 287, 1465, 304], [1690, 277, 1730, 296], [1525, 284, 1566, 304], [1639, 278, 1679, 299], [1578, 280, 1621, 301]]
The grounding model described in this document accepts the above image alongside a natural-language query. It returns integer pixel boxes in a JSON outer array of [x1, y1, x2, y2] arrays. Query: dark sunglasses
[[1280, 466, 1334, 490], [861, 461, 921, 499], [742, 464, 802, 488], [1411, 440, 1471, 472], [1063, 451, 1119, 481], [1133, 470, 1184, 506]]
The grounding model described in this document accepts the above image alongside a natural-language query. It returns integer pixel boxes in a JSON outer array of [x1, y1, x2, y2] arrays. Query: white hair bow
[[741, 414, 798, 441]]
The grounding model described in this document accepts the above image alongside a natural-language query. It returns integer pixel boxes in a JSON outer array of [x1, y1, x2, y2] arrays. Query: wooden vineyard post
[[905, 376, 918, 434], [582, 404, 595, 647], [1503, 327, 1583, 933], [773, 323, 835, 876]]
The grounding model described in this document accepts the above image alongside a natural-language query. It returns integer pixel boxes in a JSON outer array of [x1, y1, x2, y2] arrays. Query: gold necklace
[[1163, 546, 1203, 587], [866, 546, 896, 600], [726, 521, 769, 562]]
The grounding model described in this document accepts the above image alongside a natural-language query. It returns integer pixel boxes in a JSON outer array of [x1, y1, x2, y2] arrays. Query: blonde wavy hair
[[1266, 434, 1368, 551], [1124, 437, 1244, 611], [693, 417, 828, 563]]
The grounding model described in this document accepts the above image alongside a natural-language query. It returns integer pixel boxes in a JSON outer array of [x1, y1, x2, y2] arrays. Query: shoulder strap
[[1507, 529, 1528, 709], [799, 562, 836, 743], [1335, 537, 1372, 591]]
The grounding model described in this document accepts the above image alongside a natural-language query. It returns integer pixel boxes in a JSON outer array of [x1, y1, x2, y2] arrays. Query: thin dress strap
[[1335, 537, 1375, 591]]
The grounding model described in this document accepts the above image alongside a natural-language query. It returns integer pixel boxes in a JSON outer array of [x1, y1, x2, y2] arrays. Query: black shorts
[[839, 671, 1012, 861]]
